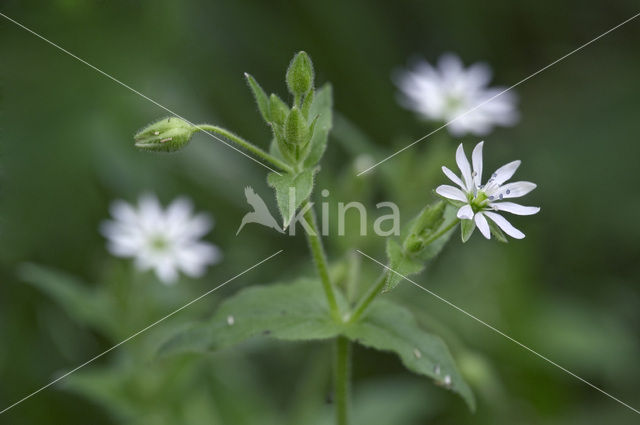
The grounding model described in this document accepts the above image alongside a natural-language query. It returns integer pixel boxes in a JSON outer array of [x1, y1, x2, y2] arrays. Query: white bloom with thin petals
[[436, 142, 539, 240], [394, 53, 519, 136], [101, 194, 221, 284]]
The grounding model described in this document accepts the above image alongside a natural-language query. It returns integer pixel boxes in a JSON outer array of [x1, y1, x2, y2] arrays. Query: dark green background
[[1, 1, 639, 424]]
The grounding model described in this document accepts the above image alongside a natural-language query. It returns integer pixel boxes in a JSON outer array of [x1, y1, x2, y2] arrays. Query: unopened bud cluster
[[246, 51, 318, 167]]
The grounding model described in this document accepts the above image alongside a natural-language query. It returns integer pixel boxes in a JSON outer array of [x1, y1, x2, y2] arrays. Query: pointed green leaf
[[344, 298, 475, 410], [160, 278, 474, 409], [244, 73, 271, 123], [303, 84, 332, 168], [267, 169, 315, 228], [384, 239, 424, 292]]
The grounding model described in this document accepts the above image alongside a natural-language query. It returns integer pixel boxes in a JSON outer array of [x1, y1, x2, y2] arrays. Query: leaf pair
[[160, 278, 475, 410]]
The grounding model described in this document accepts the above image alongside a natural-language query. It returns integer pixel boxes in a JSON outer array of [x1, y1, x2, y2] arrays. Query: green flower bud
[[410, 201, 446, 237], [134, 117, 196, 152], [269, 94, 289, 127], [285, 106, 308, 146], [286, 51, 314, 97]]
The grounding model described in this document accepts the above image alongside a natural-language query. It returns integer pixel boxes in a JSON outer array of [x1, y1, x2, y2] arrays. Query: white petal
[[457, 204, 474, 220], [155, 261, 179, 285], [441, 166, 465, 190], [436, 185, 467, 202], [471, 141, 484, 187], [490, 202, 540, 215], [474, 212, 491, 239], [494, 181, 537, 199], [489, 160, 521, 186], [484, 211, 525, 239], [455, 144, 473, 191], [109, 200, 138, 225]]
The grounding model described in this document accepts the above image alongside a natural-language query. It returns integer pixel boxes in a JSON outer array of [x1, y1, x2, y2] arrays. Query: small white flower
[[436, 141, 539, 240], [101, 194, 221, 284], [394, 53, 518, 136]]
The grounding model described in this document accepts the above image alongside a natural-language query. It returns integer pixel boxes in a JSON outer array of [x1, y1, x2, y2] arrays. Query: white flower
[[394, 53, 518, 136], [436, 142, 539, 240], [101, 194, 221, 284]]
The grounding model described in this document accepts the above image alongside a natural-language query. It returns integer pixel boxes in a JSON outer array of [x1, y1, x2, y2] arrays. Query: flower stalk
[[334, 336, 351, 425]]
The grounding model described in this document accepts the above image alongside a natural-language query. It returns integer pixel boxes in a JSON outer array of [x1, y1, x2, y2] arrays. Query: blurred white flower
[[394, 53, 518, 136], [436, 142, 539, 240], [101, 194, 221, 284]]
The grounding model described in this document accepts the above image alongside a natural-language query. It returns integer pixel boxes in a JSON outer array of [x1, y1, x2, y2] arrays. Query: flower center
[[467, 191, 489, 213], [444, 94, 464, 113], [149, 234, 169, 252]]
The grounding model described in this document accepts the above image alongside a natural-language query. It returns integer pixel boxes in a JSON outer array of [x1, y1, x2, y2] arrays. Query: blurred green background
[[1, 0, 639, 424]]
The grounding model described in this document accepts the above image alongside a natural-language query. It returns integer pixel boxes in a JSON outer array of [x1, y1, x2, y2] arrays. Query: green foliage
[[461, 219, 475, 243], [244, 72, 271, 124], [134, 117, 196, 152], [161, 279, 474, 408], [303, 84, 333, 168], [384, 203, 457, 291], [267, 168, 316, 228]]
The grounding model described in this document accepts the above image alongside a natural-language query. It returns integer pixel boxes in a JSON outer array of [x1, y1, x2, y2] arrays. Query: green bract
[[134, 117, 196, 152]]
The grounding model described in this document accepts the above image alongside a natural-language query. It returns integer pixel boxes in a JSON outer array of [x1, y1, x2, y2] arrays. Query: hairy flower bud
[[286, 51, 314, 97], [134, 117, 196, 152]]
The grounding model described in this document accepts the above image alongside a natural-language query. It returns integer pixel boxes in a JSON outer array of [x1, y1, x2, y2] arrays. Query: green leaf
[[267, 168, 315, 228], [344, 298, 475, 410], [461, 219, 475, 243], [19, 263, 111, 331], [161, 278, 474, 409], [244, 73, 271, 123], [160, 279, 340, 356], [303, 84, 332, 168], [384, 239, 424, 292]]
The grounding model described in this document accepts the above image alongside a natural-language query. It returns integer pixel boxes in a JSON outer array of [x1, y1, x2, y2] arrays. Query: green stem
[[334, 336, 351, 425], [302, 203, 341, 322], [196, 124, 294, 173], [348, 272, 387, 323], [349, 219, 460, 323]]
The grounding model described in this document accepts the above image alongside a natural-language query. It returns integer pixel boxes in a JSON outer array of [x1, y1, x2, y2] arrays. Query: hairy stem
[[303, 203, 341, 321], [196, 124, 294, 173], [334, 336, 351, 425]]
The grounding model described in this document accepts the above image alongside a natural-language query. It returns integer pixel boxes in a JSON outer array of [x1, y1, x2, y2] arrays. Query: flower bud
[[134, 117, 196, 152], [286, 51, 314, 97]]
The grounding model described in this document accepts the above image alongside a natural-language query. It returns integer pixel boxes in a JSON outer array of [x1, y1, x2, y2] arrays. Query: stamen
[[499, 194, 504, 199], [506, 189, 511, 194], [489, 196, 494, 200]]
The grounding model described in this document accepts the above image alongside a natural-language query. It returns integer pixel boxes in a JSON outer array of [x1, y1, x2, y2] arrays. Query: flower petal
[[492, 181, 537, 199], [442, 166, 465, 190], [455, 144, 474, 191], [474, 212, 491, 239], [471, 141, 484, 187], [457, 204, 474, 220], [489, 160, 520, 186], [484, 211, 525, 239], [436, 185, 467, 202], [490, 202, 540, 215]]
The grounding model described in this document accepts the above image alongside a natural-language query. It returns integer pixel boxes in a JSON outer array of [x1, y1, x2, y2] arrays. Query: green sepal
[[267, 168, 316, 229], [488, 219, 508, 243], [461, 219, 475, 243], [269, 94, 289, 127], [244, 73, 271, 124]]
